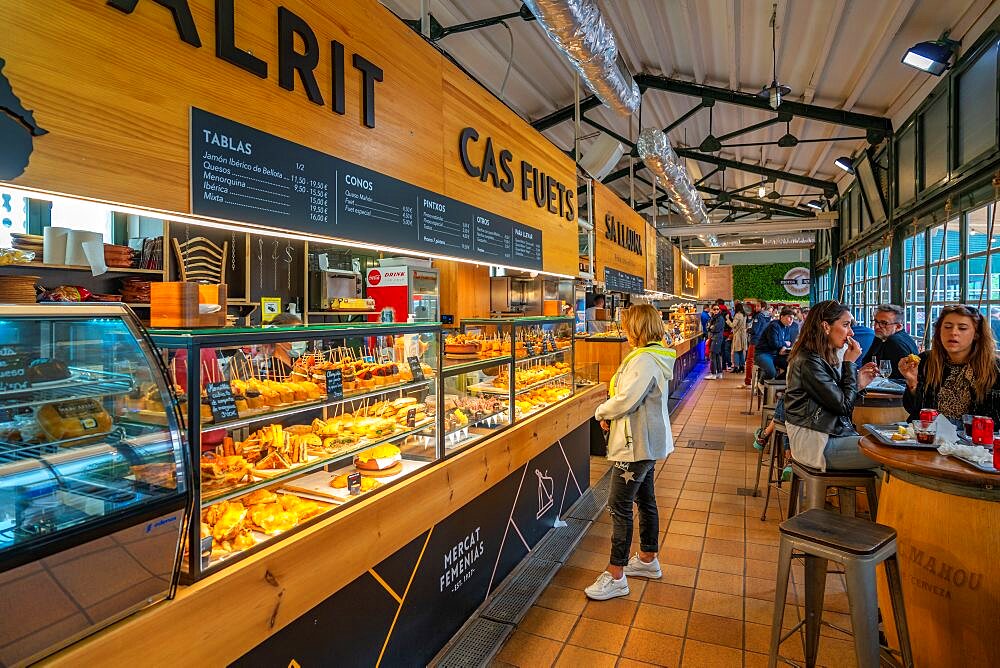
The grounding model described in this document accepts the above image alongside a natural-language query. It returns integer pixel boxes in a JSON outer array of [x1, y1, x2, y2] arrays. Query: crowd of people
[[585, 297, 1000, 601]]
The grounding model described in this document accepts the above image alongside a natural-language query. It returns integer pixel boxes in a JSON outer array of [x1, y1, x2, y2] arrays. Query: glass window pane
[[969, 256, 988, 301], [897, 125, 916, 204], [958, 40, 999, 165], [921, 93, 949, 188], [929, 223, 961, 262], [966, 203, 1000, 253]]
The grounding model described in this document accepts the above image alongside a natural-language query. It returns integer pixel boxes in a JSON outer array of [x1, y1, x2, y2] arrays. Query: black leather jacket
[[784, 351, 860, 436]]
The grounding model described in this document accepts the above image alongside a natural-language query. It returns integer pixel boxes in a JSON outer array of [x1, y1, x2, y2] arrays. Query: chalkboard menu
[[191, 109, 543, 270], [205, 381, 239, 422], [325, 369, 343, 400], [407, 356, 425, 382], [0, 346, 29, 392], [604, 267, 645, 294]]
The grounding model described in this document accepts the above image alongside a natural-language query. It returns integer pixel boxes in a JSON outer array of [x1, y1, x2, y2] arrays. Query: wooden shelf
[[0, 263, 163, 274]]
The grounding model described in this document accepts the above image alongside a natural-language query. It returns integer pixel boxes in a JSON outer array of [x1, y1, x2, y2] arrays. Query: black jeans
[[607, 459, 659, 567]]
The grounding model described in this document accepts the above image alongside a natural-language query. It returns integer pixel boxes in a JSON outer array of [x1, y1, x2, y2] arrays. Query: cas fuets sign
[[459, 127, 576, 222]]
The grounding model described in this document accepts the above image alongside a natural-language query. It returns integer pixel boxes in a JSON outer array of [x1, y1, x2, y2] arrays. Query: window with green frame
[[815, 269, 832, 302], [965, 202, 1000, 348], [840, 248, 889, 326]]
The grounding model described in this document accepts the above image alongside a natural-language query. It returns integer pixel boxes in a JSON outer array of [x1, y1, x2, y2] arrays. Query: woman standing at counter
[[727, 302, 748, 373], [586, 305, 676, 601], [900, 304, 1000, 422]]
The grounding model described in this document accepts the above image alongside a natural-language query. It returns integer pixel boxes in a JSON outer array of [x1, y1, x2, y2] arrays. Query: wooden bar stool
[[769, 508, 913, 668], [786, 460, 879, 520]]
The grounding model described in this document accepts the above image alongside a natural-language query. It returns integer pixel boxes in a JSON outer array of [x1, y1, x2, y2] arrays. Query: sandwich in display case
[[148, 322, 442, 581], [0, 304, 189, 666]]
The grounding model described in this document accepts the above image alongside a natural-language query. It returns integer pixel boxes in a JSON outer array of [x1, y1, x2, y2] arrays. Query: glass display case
[[666, 306, 701, 343], [0, 304, 188, 666], [149, 322, 441, 581], [443, 317, 578, 453]]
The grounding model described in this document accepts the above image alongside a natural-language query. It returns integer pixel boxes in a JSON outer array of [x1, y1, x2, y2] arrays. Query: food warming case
[[0, 304, 189, 667], [149, 322, 442, 581]]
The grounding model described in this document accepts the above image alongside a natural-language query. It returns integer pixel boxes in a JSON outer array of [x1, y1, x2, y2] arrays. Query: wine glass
[[878, 359, 893, 380]]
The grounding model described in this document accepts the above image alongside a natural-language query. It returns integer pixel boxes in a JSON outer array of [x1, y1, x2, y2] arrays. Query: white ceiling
[[380, 0, 999, 222]]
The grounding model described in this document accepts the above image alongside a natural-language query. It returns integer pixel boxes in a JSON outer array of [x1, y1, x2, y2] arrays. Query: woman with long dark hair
[[783, 300, 879, 471], [900, 304, 1000, 422]]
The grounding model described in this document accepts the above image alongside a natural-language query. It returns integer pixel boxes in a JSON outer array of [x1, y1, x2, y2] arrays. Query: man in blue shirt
[[754, 307, 795, 380], [700, 305, 711, 336], [745, 301, 772, 386]]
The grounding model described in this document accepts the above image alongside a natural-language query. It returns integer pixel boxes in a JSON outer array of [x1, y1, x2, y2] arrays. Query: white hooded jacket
[[595, 344, 677, 462]]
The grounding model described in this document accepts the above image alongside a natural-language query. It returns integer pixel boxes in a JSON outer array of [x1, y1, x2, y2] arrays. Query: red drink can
[[993, 439, 1000, 470], [919, 409, 939, 422], [972, 416, 995, 445]]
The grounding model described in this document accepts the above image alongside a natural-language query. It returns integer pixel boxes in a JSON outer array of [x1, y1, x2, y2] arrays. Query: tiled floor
[[493, 366, 860, 668]]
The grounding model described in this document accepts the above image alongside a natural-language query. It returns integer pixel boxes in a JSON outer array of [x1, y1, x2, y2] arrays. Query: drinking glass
[[912, 420, 937, 444], [879, 360, 893, 379]]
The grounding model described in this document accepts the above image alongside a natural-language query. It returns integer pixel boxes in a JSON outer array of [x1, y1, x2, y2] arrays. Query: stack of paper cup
[[64, 230, 103, 266], [42, 226, 70, 265]]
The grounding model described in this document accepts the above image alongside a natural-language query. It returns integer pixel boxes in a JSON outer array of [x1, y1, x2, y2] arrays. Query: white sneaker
[[584, 571, 629, 600], [705, 374, 717, 380], [623, 553, 662, 578]]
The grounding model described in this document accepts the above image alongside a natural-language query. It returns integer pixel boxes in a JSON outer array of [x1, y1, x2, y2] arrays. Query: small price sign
[[325, 369, 343, 400], [347, 472, 362, 495], [406, 407, 417, 427], [205, 381, 240, 422], [0, 346, 29, 392], [407, 356, 425, 382]]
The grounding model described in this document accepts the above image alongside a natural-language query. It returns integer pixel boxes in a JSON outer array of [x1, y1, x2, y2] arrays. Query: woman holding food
[[900, 304, 1000, 423], [783, 300, 880, 471], [585, 304, 676, 601]]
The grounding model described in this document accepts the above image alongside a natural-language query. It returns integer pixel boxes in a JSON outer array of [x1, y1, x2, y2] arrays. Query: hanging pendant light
[[758, 3, 790, 110]]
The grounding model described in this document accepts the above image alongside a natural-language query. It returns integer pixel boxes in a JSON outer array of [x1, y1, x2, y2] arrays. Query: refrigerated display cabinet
[[0, 304, 189, 666]]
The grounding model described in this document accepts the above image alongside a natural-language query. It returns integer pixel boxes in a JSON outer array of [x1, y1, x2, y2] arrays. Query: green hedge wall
[[732, 263, 809, 302]]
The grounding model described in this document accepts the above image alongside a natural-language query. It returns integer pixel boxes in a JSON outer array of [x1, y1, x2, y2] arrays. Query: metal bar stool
[[760, 421, 789, 519], [751, 404, 778, 496], [762, 379, 786, 409], [769, 508, 913, 668], [786, 460, 879, 520], [747, 366, 762, 414]]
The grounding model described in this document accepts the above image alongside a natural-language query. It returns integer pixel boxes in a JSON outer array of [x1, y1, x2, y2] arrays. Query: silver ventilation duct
[[522, 0, 640, 116], [636, 127, 718, 247], [761, 234, 815, 245]]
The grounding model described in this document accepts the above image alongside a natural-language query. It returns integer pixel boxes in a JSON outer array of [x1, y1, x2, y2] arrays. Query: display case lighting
[[8, 185, 576, 279]]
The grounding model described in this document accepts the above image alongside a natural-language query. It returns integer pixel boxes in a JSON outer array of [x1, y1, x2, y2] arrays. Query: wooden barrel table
[[852, 391, 908, 435], [859, 436, 1000, 667]]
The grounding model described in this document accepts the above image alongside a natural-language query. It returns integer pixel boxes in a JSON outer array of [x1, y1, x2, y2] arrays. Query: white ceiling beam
[[680, 0, 707, 84], [803, 0, 848, 104], [791, 0, 918, 207], [726, 0, 741, 91]]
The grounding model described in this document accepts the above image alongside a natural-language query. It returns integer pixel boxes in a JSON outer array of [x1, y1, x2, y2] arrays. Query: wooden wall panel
[[5, 1, 443, 208], [433, 259, 491, 325], [440, 68, 578, 276], [646, 223, 658, 292], [2, 0, 576, 274], [592, 180, 647, 283]]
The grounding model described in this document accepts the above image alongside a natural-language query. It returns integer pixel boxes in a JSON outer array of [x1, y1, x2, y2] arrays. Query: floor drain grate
[[686, 439, 725, 450], [482, 558, 560, 623], [436, 618, 513, 668], [736, 487, 761, 497], [531, 517, 589, 563]]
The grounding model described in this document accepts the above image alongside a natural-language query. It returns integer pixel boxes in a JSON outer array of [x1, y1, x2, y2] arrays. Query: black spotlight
[[902, 34, 961, 76]]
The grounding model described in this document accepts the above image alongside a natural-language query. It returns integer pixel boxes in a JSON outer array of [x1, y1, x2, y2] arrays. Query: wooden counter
[[852, 391, 908, 435], [574, 336, 700, 384], [859, 436, 1000, 667], [44, 385, 606, 667]]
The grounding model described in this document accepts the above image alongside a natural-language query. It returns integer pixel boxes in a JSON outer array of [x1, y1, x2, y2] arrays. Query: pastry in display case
[[667, 305, 700, 342], [0, 304, 188, 667], [441, 317, 579, 454], [149, 322, 441, 581]]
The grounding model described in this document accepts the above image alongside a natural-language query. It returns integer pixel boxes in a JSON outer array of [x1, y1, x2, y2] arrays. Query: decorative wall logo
[[535, 469, 554, 519], [367, 269, 382, 286], [779, 266, 811, 297], [0, 58, 47, 180], [440, 526, 484, 593]]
